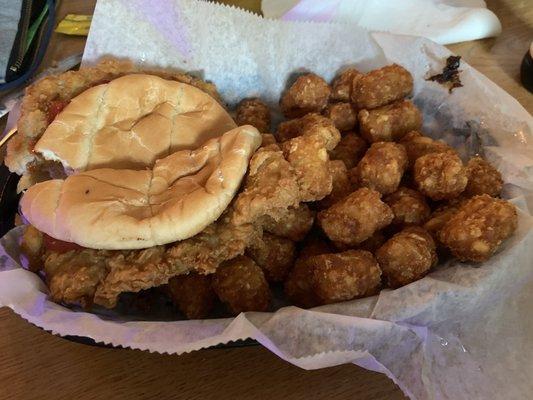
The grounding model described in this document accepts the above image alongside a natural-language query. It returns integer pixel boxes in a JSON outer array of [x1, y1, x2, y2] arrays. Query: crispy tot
[[259, 204, 315, 242], [276, 113, 340, 150], [261, 133, 277, 147], [352, 64, 413, 109], [276, 118, 302, 142], [329, 131, 368, 169], [352, 142, 408, 195], [212, 256, 271, 314], [311, 250, 382, 303], [438, 195, 517, 262], [331, 68, 363, 102], [282, 134, 332, 201], [400, 131, 453, 168], [284, 258, 320, 308], [330, 240, 353, 252], [168, 273, 216, 319], [384, 187, 431, 226], [232, 146, 300, 225], [318, 160, 353, 209], [358, 100, 422, 143], [298, 232, 334, 259], [414, 151, 467, 200], [283, 134, 332, 201], [246, 233, 296, 282], [280, 74, 331, 118], [298, 113, 341, 150], [376, 226, 437, 288], [358, 231, 388, 253], [464, 156, 503, 197], [318, 187, 394, 246], [323, 102, 357, 131], [235, 98, 271, 132], [423, 200, 465, 239]]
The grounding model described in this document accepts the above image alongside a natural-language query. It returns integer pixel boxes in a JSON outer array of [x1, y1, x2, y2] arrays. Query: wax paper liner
[[1, 1, 533, 399]]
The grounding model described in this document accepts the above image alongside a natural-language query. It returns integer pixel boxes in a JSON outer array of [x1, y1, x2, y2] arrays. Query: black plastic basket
[[0, 165, 20, 238], [0, 166, 258, 350]]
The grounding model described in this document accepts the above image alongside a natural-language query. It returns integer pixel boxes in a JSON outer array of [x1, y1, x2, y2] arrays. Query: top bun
[[20, 125, 261, 250], [34, 73, 236, 172]]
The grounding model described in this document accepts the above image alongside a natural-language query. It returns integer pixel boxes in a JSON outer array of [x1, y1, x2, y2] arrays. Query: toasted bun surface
[[21, 126, 261, 249], [34, 74, 236, 172]]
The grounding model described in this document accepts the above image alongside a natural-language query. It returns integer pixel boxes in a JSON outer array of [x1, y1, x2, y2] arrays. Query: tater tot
[[282, 134, 332, 201], [212, 256, 271, 314], [352, 142, 408, 195], [414, 151, 467, 200], [299, 113, 341, 150], [246, 233, 296, 282], [400, 131, 453, 168], [283, 132, 332, 201], [423, 199, 465, 239], [298, 232, 334, 259], [280, 74, 331, 118], [283, 232, 334, 308], [384, 186, 431, 226], [284, 258, 320, 308], [311, 250, 382, 303], [376, 226, 437, 288], [358, 231, 388, 253], [352, 64, 413, 109], [438, 195, 517, 262], [323, 102, 357, 131], [261, 133, 277, 147], [235, 98, 271, 132], [331, 68, 363, 102], [464, 156, 503, 197], [276, 118, 302, 142], [259, 204, 315, 242], [358, 100, 422, 143], [168, 273, 216, 319], [318, 187, 394, 246], [318, 160, 353, 209], [329, 131, 368, 169], [277, 113, 340, 150], [330, 240, 353, 252]]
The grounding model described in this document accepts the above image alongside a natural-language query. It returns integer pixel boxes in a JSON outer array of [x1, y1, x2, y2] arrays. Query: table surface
[[1, 1, 531, 399]]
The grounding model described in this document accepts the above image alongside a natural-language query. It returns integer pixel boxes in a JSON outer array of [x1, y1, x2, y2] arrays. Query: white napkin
[[262, 0, 502, 44]]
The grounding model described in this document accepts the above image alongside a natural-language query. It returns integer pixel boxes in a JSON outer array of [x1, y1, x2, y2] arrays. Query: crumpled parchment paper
[[1, 1, 532, 399]]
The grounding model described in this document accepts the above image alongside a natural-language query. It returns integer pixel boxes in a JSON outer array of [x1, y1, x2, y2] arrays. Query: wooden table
[[1, 1, 531, 399]]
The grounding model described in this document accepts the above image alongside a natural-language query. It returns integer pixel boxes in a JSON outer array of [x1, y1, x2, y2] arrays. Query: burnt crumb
[[446, 55, 461, 70], [85, 189, 90, 194], [427, 55, 463, 93]]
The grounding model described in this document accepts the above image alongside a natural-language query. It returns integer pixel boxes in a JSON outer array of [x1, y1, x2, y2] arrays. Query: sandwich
[[8, 61, 275, 308]]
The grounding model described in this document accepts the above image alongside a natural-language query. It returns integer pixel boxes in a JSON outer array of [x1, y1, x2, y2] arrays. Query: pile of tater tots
[[167, 63, 517, 318]]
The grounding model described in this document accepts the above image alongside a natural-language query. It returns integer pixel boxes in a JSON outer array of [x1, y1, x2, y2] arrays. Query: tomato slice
[[43, 234, 85, 254], [47, 99, 69, 123], [45, 78, 113, 124]]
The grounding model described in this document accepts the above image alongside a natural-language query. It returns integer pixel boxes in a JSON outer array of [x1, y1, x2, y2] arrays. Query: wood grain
[[1, 0, 531, 399], [0, 307, 406, 400], [448, 0, 533, 111]]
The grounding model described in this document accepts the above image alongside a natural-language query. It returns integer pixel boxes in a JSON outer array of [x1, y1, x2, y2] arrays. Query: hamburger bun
[[4, 60, 227, 191], [34, 74, 236, 172], [20, 125, 261, 250]]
